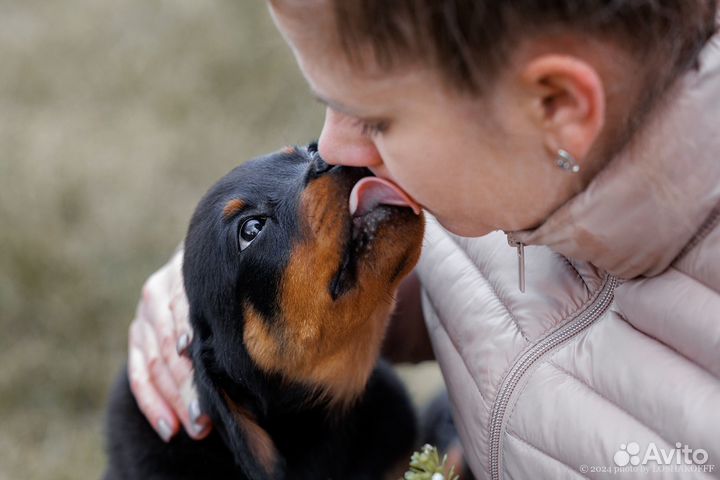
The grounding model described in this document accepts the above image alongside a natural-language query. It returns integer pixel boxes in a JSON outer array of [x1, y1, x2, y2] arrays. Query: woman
[[128, 1, 720, 477]]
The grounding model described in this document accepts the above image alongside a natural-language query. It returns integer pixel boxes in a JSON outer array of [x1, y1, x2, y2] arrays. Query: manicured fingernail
[[189, 399, 202, 424], [192, 419, 210, 437], [176, 333, 191, 356], [157, 418, 172, 442]]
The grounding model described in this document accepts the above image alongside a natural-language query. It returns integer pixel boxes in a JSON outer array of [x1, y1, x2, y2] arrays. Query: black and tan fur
[[105, 144, 424, 479]]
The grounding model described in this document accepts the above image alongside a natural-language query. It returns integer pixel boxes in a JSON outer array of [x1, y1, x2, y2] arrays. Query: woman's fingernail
[[176, 333, 191, 356], [189, 399, 202, 424], [192, 419, 210, 437], [157, 418, 173, 442]]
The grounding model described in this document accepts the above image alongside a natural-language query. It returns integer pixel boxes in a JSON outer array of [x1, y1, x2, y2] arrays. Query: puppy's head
[[184, 144, 424, 407]]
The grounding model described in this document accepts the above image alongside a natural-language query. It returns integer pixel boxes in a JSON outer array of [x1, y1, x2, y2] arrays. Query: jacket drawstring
[[506, 234, 525, 293]]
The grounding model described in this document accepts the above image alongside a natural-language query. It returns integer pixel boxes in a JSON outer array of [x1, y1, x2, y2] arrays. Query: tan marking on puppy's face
[[223, 198, 246, 219], [243, 172, 424, 406]]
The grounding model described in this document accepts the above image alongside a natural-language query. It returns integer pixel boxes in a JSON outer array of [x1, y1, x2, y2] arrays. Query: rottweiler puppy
[[105, 143, 425, 479]]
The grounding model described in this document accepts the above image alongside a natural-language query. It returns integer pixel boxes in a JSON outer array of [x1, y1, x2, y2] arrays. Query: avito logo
[[614, 442, 709, 467]]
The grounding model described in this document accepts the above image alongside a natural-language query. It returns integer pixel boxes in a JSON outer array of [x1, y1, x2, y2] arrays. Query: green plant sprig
[[402, 444, 460, 480]]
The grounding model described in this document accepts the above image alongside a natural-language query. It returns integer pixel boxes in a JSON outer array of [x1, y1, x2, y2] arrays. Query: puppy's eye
[[238, 217, 266, 251]]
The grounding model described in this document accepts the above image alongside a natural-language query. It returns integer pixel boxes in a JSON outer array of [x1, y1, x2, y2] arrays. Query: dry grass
[[0, 2, 445, 478]]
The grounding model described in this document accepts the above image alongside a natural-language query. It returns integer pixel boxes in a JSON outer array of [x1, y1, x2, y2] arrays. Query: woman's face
[[270, 3, 587, 237]]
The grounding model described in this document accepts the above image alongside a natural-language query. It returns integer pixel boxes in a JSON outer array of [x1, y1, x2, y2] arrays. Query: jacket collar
[[509, 35, 720, 279]]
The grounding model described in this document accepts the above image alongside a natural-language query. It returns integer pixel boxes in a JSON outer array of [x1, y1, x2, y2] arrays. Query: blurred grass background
[[0, 2, 444, 479], [0, 1, 325, 478]]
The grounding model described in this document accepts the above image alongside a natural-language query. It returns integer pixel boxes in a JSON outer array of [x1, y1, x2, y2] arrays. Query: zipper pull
[[507, 235, 526, 293]]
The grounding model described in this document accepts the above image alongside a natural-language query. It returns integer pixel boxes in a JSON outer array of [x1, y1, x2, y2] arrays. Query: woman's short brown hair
[[331, 1, 718, 94]]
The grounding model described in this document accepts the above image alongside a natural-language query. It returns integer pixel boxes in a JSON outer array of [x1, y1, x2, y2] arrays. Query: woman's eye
[[354, 119, 389, 137], [238, 217, 266, 251], [360, 122, 383, 137]]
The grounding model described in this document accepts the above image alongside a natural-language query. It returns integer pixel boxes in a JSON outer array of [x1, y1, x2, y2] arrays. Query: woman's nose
[[318, 108, 383, 168]]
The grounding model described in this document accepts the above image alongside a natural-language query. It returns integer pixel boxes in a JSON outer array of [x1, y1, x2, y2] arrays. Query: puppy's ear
[[210, 388, 285, 480]]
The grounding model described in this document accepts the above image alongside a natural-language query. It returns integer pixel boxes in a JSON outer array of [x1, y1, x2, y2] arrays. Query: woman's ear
[[521, 54, 606, 164]]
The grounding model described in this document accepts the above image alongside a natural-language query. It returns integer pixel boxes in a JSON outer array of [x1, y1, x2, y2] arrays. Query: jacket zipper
[[488, 274, 618, 480]]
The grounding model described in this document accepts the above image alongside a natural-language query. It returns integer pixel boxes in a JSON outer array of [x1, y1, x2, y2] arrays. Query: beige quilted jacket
[[416, 34, 720, 480]]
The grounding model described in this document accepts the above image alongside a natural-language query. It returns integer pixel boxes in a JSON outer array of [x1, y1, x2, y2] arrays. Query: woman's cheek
[[376, 139, 442, 208]]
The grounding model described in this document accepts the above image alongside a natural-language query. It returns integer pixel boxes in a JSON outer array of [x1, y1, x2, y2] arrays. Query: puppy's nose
[[313, 156, 335, 176]]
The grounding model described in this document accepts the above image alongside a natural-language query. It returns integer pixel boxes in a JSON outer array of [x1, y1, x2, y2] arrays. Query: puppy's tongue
[[349, 177, 421, 217]]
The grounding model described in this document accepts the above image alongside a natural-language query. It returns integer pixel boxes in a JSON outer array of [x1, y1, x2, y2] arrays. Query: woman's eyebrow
[[311, 92, 363, 117]]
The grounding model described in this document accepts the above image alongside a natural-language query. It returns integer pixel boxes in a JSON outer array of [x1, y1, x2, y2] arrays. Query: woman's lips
[[349, 177, 422, 217]]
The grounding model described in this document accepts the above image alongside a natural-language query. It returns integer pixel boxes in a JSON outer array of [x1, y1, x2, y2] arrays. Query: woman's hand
[[127, 248, 212, 442]]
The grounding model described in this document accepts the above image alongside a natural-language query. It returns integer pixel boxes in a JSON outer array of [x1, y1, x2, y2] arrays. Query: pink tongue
[[349, 177, 421, 217]]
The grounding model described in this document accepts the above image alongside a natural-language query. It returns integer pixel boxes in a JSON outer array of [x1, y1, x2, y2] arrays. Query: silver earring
[[556, 149, 580, 173]]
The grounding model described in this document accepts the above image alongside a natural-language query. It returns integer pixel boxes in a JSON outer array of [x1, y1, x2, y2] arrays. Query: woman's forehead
[[270, 0, 471, 121], [270, 1, 415, 80], [269, 0, 338, 49]]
